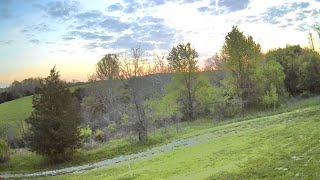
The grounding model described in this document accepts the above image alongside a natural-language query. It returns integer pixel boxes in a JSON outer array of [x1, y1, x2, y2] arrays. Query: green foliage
[[298, 50, 320, 94], [194, 75, 216, 114], [94, 129, 106, 142], [0, 139, 10, 163], [25, 67, 82, 162], [166, 42, 208, 120], [163, 73, 214, 120], [221, 26, 263, 108], [80, 126, 92, 143], [260, 60, 286, 94], [266, 46, 320, 95], [107, 122, 117, 134], [146, 88, 182, 124], [120, 113, 130, 126], [167, 42, 199, 73], [220, 26, 286, 114], [261, 84, 279, 109], [211, 86, 242, 118], [257, 60, 286, 109]]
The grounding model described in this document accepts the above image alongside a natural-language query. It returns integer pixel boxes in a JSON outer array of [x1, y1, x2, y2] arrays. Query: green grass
[[1, 97, 320, 180], [0, 84, 89, 134], [0, 118, 215, 174], [39, 103, 320, 180], [0, 96, 32, 131]]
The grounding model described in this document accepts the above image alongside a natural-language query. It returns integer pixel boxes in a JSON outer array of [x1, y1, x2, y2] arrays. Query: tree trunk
[[138, 127, 147, 143]]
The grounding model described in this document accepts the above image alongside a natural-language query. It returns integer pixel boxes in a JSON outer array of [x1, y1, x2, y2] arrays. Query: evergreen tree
[[25, 67, 81, 162]]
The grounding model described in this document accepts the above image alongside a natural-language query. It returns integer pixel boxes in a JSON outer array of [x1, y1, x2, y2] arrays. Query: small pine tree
[[25, 67, 81, 162]]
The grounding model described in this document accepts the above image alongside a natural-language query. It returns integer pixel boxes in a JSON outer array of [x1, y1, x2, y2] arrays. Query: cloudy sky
[[0, 0, 319, 87]]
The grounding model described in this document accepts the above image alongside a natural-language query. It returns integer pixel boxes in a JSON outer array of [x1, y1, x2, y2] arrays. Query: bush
[[80, 126, 92, 143], [7, 136, 26, 149], [211, 87, 243, 119], [94, 129, 106, 142], [261, 84, 279, 110], [223, 97, 243, 118], [0, 139, 10, 163]]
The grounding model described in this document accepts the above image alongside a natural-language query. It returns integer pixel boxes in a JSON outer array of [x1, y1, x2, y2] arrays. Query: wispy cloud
[[22, 23, 54, 33], [63, 31, 113, 42], [75, 10, 102, 20], [1, 40, 14, 45], [106, 3, 123, 12], [29, 39, 40, 44], [35, 0, 80, 19], [261, 2, 311, 25]]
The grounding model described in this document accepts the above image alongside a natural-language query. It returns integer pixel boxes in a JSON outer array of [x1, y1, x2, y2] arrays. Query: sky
[[0, 0, 319, 87]]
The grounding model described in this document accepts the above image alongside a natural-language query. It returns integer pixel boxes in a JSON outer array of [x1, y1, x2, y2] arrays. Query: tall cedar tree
[[25, 67, 81, 162]]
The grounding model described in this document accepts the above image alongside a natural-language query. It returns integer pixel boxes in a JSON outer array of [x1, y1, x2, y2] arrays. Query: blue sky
[[0, 0, 319, 87]]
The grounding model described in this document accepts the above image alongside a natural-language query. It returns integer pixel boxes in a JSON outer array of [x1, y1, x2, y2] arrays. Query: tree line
[[0, 78, 41, 104], [0, 78, 86, 104]]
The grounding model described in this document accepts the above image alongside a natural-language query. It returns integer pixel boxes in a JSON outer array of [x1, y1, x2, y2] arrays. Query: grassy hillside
[[0, 97, 319, 179], [0, 96, 32, 130], [41, 103, 320, 179], [0, 84, 89, 133]]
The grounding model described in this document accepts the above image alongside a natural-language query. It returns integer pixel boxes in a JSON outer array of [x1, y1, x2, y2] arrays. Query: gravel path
[[1, 107, 314, 179]]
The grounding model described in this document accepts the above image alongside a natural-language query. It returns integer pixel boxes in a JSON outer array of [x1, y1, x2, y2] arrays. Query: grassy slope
[[0, 84, 88, 132], [0, 119, 216, 173], [40, 104, 320, 180], [0, 96, 32, 129], [1, 97, 320, 175]]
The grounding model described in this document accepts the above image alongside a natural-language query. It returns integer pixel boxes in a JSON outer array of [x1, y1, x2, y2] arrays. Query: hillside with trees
[[1, 25, 320, 179]]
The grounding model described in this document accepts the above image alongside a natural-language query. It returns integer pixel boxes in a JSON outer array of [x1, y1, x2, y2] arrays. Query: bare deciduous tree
[[119, 47, 150, 142]]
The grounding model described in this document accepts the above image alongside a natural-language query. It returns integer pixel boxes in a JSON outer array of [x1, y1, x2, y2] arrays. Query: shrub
[[80, 126, 92, 143], [0, 139, 10, 163], [94, 129, 106, 142], [211, 87, 243, 119], [4, 127, 26, 149], [261, 84, 279, 110], [7, 136, 26, 149], [223, 97, 243, 118]]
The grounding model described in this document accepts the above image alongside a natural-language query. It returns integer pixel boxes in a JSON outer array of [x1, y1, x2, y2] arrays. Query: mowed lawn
[[39, 105, 320, 180], [0, 96, 32, 130]]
